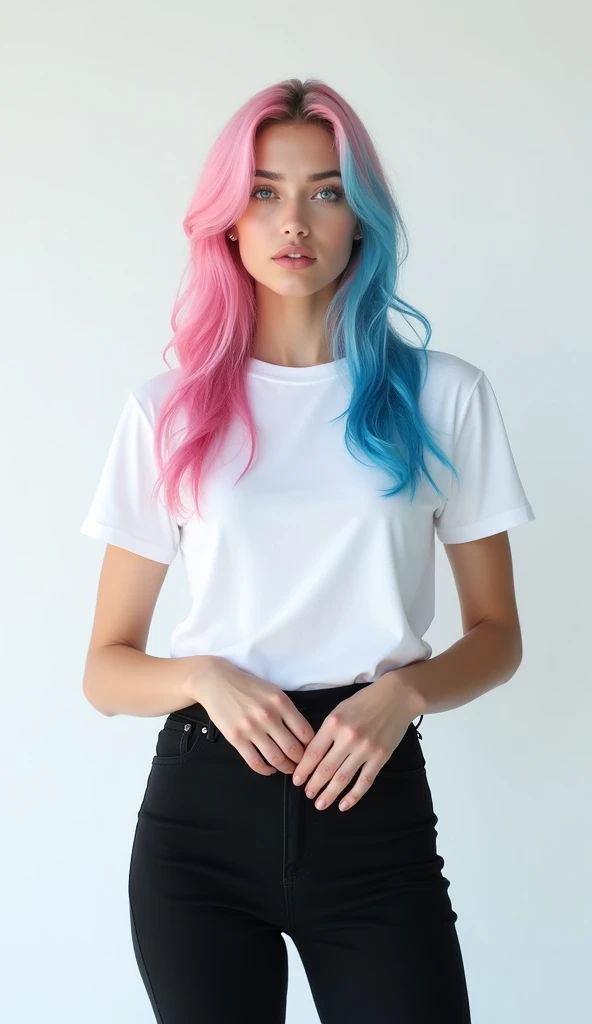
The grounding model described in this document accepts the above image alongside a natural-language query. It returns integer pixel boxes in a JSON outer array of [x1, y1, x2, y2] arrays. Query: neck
[[251, 281, 337, 366]]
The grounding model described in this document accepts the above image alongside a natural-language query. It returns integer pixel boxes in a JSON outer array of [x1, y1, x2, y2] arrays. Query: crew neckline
[[247, 355, 347, 381]]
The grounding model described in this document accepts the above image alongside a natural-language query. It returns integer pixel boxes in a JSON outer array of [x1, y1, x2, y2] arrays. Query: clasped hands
[[290, 672, 423, 813]]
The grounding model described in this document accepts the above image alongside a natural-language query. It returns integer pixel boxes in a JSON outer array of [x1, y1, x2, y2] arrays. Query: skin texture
[[231, 121, 361, 367]]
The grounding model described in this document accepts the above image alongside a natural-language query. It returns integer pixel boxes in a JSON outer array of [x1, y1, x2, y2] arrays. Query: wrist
[[185, 655, 222, 705], [378, 669, 428, 720]]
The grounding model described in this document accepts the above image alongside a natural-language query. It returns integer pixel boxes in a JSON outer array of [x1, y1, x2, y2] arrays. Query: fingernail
[[293, 775, 301, 785]]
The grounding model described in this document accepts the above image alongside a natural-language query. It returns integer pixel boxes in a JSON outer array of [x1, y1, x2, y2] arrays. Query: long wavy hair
[[152, 76, 459, 520]]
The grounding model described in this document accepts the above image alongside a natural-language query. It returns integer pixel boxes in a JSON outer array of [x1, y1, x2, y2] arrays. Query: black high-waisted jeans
[[128, 680, 472, 1023]]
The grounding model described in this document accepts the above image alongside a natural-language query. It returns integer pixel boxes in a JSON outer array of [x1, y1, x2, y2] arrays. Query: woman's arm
[[380, 530, 524, 717], [82, 544, 218, 717]]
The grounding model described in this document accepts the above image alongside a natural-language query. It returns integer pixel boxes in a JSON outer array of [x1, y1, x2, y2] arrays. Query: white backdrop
[[1, 1, 589, 1021]]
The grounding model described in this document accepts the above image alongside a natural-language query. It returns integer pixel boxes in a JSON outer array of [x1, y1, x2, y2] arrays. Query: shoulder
[[129, 366, 185, 427], [422, 346, 483, 394], [419, 347, 484, 419]]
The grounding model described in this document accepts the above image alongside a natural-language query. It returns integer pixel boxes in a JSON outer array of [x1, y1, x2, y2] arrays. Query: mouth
[[272, 254, 317, 269]]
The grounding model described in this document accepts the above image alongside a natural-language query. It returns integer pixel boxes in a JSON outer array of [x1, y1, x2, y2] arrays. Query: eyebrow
[[253, 169, 342, 182]]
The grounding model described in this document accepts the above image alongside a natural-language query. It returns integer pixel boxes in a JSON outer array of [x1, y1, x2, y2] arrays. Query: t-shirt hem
[[435, 502, 535, 544], [80, 519, 177, 564]]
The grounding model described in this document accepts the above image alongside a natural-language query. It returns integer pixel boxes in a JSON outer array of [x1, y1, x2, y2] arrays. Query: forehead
[[254, 123, 339, 178]]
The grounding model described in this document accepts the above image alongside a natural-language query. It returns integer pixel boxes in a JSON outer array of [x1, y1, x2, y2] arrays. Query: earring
[[228, 234, 236, 241]]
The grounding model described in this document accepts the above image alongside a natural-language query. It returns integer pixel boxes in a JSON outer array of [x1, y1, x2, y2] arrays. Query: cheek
[[237, 217, 268, 245], [234, 224, 271, 269], [322, 220, 356, 254]]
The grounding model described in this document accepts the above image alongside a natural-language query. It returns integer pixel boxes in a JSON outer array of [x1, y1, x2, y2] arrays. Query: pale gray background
[[2, 1, 589, 1021]]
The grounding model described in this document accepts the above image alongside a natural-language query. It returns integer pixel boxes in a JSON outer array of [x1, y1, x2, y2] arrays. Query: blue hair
[[323, 140, 459, 503]]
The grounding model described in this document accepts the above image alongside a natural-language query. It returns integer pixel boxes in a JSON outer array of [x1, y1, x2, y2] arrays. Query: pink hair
[[152, 77, 398, 519]]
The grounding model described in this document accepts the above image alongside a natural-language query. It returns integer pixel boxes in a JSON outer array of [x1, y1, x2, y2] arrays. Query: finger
[[271, 725, 310, 767], [292, 735, 335, 787], [307, 757, 356, 809], [271, 692, 316, 744], [253, 731, 304, 774], [258, 702, 315, 769], [286, 710, 316, 748], [302, 741, 353, 798], [276, 708, 316, 761], [332, 763, 379, 811], [234, 738, 279, 775]]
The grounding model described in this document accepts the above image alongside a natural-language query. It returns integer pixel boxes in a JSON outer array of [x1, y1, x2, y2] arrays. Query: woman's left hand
[[291, 672, 422, 812]]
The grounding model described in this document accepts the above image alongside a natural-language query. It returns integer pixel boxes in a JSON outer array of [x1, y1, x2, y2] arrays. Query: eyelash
[[250, 185, 344, 203]]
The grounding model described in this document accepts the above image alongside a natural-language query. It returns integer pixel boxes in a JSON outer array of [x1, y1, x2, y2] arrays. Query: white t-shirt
[[80, 349, 535, 690]]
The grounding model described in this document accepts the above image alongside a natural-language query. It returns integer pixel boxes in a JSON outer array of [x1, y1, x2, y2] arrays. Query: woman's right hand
[[189, 658, 316, 776]]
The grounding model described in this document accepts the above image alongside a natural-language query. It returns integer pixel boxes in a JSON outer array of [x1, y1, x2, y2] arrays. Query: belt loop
[[206, 718, 219, 742]]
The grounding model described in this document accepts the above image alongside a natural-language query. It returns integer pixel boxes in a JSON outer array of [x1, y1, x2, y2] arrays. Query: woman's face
[[231, 122, 360, 296]]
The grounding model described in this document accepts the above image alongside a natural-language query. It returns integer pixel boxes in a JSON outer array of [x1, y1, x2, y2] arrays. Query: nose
[[279, 202, 311, 239]]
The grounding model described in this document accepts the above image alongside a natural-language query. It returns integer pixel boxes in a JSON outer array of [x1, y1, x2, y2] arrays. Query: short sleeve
[[80, 391, 181, 564], [434, 371, 535, 544]]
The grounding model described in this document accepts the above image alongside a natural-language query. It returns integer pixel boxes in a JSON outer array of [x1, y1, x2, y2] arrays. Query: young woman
[[80, 77, 535, 1024]]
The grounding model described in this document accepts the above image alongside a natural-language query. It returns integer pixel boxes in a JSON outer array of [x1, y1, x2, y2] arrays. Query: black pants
[[128, 680, 472, 1023]]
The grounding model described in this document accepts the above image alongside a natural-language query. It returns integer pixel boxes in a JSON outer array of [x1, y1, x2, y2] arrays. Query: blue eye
[[316, 187, 344, 202], [251, 185, 344, 203]]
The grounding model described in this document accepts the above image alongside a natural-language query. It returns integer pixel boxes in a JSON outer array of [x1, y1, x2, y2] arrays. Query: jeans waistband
[[171, 679, 423, 742], [285, 679, 374, 712], [287, 680, 423, 736]]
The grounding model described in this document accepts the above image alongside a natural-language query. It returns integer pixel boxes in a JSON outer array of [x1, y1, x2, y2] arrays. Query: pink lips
[[273, 255, 317, 270], [273, 244, 316, 259]]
